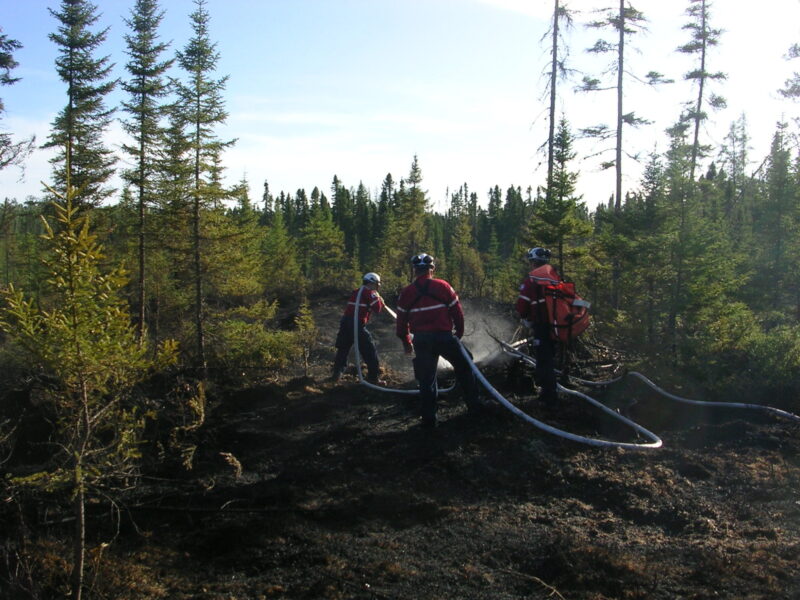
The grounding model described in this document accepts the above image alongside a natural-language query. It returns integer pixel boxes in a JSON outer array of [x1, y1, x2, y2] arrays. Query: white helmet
[[410, 253, 435, 270], [526, 247, 551, 262], [362, 272, 381, 285]]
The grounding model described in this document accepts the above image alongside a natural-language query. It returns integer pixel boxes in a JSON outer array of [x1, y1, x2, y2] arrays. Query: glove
[[520, 319, 534, 329]]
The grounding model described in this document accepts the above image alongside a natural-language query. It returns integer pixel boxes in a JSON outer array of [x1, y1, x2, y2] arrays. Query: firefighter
[[516, 247, 559, 404], [331, 272, 386, 384], [396, 253, 483, 429]]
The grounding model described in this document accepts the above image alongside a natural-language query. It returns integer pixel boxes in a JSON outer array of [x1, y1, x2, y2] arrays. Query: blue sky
[[1, 0, 798, 211]]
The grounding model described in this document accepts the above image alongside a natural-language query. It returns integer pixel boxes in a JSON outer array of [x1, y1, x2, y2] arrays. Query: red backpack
[[543, 280, 591, 342], [529, 264, 591, 342]]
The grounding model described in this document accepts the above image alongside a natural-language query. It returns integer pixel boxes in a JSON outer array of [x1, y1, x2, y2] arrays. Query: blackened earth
[[6, 297, 800, 599]]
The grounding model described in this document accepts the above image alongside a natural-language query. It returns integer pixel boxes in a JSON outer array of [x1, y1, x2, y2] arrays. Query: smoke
[[460, 299, 518, 366], [366, 298, 518, 378]]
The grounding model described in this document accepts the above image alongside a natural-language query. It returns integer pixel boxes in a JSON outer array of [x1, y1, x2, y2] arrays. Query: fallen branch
[[496, 567, 566, 599]]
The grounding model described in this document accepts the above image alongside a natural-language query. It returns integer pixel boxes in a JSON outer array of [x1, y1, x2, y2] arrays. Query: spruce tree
[[677, 0, 726, 183], [331, 176, 356, 255], [0, 29, 34, 171], [173, 0, 235, 374], [499, 186, 526, 258], [379, 156, 432, 288], [717, 115, 751, 223], [262, 210, 302, 301], [449, 213, 484, 296], [579, 0, 671, 210], [757, 122, 795, 300], [44, 0, 117, 207], [529, 117, 591, 277], [0, 186, 175, 600], [544, 0, 575, 196], [353, 182, 375, 269], [121, 0, 173, 341], [215, 177, 264, 301], [301, 203, 349, 291], [627, 152, 670, 343]]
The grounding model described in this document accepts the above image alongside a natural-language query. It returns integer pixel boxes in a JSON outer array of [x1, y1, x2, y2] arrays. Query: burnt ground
[[5, 296, 800, 599]]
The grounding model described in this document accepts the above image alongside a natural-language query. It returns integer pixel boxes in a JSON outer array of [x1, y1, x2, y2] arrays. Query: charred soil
[[4, 297, 800, 599]]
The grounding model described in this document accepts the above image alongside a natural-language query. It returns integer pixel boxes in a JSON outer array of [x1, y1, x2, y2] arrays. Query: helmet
[[362, 272, 381, 285], [526, 247, 551, 262], [410, 253, 435, 270]]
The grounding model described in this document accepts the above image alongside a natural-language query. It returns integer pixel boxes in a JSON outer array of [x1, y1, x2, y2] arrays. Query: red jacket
[[343, 286, 384, 325], [516, 264, 561, 324], [396, 273, 464, 345]]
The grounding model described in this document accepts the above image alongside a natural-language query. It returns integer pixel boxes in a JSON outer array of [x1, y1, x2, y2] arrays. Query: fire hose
[[501, 339, 800, 424], [352, 287, 664, 448], [351, 285, 455, 395], [352, 286, 799, 447]]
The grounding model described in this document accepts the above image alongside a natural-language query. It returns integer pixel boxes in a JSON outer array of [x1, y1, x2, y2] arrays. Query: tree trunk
[[668, 200, 687, 363], [193, 188, 206, 377], [547, 0, 559, 197], [137, 151, 146, 343], [615, 0, 624, 212], [646, 276, 655, 344], [193, 123, 207, 378], [70, 482, 85, 600], [689, 0, 707, 183]]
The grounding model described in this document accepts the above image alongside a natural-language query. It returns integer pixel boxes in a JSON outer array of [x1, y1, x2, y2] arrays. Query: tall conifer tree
[[301, 204, 349, 291], [544, 0, 575, 197], [579, 0, 670, 210], [379, 156, 432, 288], [0, 29, 34, 171], [121, 0, 173, 341], [44, 0, 117, 207], [677, 0, 726, 183], [262, 210, 302, 300], [173, 0, 234, 373], [529, 117, 590, 276]]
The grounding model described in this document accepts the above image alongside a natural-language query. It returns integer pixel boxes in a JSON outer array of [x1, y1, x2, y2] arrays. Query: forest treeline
[[1, 0, 800, 596], [0, 0, 796, 399]]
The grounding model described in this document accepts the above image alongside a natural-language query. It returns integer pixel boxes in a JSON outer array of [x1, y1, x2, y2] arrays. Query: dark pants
[[411, 331, 480, 424], [333, 316, 380, 380], [531, 324, 557, 401]]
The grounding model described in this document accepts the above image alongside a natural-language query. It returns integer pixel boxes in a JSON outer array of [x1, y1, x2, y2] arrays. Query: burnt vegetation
[[2, 299, 800, 599], [2, 0, 800, 597]]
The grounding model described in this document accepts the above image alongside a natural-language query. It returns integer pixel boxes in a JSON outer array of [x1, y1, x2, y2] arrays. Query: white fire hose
[[351, 289, 798, 447], [501, 339, 800, 425], [472, 340, 663, 449], [352, 287, 664, 448], [351, 285, 455, 395]]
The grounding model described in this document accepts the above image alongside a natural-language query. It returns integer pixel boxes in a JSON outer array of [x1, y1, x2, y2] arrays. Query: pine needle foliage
[[294, 299, 318, 377], [0, 184, 177, 600]]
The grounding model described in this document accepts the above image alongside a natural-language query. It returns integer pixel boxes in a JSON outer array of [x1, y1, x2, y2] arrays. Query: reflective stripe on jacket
[[342, 286, 384, 324], [515, 264, 561, 324], [395, 274, 464, 345]]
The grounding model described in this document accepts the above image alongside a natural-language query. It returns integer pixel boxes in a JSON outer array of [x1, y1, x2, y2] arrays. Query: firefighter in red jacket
[[516, 247, 559, 403], [396, 253, 482, 428], [332, 272, 385, 384]]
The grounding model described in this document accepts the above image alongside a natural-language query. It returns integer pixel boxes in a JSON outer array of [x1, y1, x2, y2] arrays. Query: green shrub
[[213, 319, 298, 370]]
